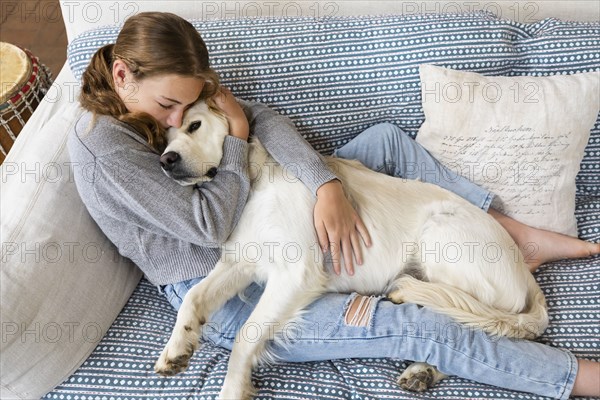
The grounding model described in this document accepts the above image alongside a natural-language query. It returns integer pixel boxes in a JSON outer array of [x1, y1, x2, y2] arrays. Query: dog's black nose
[[206, 167, 218, 178], [160, 151, 180, 171]]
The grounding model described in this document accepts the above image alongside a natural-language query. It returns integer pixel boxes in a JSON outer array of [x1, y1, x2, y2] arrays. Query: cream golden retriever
[[154, 101, 548, 399]]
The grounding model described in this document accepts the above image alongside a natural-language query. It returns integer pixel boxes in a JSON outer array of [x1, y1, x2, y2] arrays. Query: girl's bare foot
[[489, 209, 600, 271]]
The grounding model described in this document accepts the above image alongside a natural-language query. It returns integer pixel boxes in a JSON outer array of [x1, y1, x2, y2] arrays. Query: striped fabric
[[44, 256, 600, 400], [67, 12, 600, 194], [509, 18, 600, 195], [50, 12, 600, 399]]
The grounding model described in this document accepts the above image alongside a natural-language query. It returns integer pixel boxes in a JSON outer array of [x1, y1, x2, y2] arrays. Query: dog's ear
[[203, 98, 230, 132], [205, 97, 228, 120]]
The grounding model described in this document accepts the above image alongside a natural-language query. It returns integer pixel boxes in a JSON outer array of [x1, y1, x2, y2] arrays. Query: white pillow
[[416, 64, 600, 237], [0, 89, 142, 399]]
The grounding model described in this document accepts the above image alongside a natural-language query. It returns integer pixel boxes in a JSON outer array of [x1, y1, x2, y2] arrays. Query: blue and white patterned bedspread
[[47, 11, 599, 399]]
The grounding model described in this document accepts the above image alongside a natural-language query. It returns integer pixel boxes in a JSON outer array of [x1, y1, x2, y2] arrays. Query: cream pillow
[[416, 64, 600, 237], [1, 88, 142, 398]]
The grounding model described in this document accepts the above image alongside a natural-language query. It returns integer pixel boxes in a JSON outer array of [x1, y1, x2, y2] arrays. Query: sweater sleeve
[[240, 100, 338, 195], [69, 112, 250, 247], [89, 135, 251, 248]]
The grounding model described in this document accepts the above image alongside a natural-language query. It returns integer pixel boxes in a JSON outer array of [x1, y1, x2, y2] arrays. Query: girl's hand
[[314, 180, 372, 275], [214, 87, 249, 141]]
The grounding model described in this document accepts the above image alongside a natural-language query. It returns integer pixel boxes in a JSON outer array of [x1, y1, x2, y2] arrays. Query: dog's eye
[[188, 121, 202, 133]]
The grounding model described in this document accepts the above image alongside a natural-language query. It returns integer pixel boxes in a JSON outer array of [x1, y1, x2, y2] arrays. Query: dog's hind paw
[[387, 289, 405, 304], [398, 362, 447, 392]]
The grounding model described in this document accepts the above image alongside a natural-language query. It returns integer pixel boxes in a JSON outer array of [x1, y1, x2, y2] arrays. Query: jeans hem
[[557, 350, 578, 400], [480, 192, 495, 212]]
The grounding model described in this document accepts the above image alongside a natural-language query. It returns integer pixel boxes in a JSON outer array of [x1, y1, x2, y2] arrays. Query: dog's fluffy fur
[[155, 102, 548, 399]]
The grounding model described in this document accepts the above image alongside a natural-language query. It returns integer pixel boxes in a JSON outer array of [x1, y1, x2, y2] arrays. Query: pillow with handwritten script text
[[416, 65, 600, 237]]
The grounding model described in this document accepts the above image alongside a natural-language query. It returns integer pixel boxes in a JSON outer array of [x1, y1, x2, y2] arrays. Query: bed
[[1, 1, 599, 399]]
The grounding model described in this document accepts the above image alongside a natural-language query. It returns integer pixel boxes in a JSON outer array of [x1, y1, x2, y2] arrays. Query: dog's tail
[[390, 274, 548, 340]]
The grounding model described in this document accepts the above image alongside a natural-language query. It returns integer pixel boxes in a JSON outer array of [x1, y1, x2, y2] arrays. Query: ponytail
[[80, 44, 166, 150]]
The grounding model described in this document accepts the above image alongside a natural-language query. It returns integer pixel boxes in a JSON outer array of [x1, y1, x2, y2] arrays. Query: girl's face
[[112, 59, 204, 129]]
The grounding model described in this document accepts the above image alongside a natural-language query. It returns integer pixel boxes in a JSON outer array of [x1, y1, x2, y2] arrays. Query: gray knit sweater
[[68, 100, 337, 285]]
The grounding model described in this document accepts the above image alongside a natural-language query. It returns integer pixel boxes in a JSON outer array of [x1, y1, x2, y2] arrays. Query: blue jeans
[[162, 280, 576, 399], [333, 123, 494, 211], [160, 124, 576, 398]]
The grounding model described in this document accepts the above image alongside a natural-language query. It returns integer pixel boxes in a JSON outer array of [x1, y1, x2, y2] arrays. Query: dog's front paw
[[154, 332, 199, 376], [218, 384, 255, 400], [398, 362, 447, 392], [218, 373, 256, 400]]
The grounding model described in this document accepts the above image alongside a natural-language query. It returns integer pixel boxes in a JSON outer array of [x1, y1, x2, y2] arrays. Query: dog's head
[[160, 101, 229, 186]]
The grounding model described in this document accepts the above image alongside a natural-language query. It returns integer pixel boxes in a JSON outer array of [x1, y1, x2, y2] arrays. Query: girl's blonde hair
[[79, 12, 220, 150]]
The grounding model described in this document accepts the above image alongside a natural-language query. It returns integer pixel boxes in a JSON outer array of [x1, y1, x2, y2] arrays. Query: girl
[[69, 11, 600, 398]]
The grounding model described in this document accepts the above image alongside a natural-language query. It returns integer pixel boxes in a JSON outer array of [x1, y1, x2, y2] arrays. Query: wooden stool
[[0, 42, 53, 164]]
